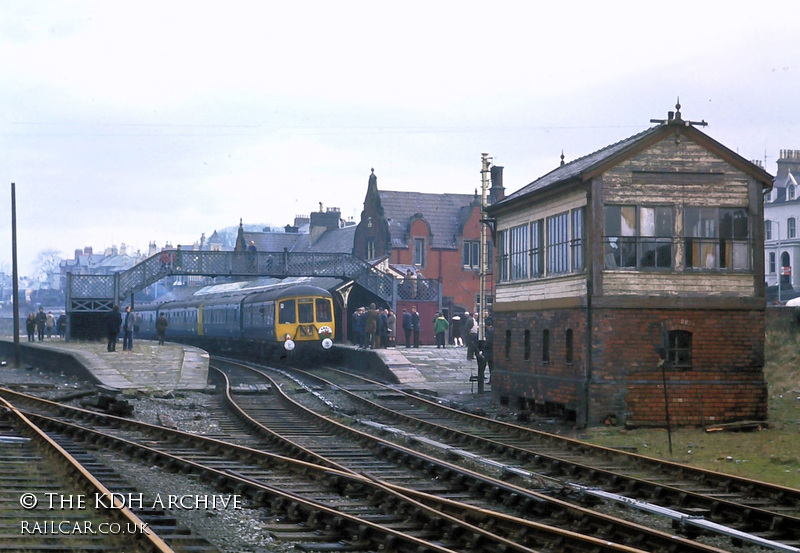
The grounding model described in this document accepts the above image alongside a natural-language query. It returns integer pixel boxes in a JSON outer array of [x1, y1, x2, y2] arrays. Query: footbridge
[[66, 249, 438, 315]]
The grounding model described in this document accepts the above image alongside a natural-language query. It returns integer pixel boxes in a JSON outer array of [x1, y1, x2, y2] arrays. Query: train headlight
[[284, 339, 295, 351], [321, 338, 333, 350]]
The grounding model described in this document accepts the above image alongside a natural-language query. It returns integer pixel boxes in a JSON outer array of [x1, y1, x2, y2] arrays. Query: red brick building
[[487, 106, 771, 427], [353, 169, 504, 324]]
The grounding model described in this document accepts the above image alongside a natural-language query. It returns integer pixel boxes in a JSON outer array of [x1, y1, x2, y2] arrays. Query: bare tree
[[32, 249, 63, 285]]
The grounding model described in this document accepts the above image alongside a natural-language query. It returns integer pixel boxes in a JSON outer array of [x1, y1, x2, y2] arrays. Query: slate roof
[[499, 126, 660, 205], [243, 225, 356, 254], [379, 190, 478, 249], [494, 119, 772, 210]]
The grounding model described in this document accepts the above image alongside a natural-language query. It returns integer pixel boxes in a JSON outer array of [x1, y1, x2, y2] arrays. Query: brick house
[[352, 168, 504, 329], [487, 106, 772, 427]]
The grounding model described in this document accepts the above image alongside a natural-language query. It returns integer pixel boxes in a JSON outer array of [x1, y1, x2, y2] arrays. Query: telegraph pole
[[11, 183, 21, 367], [479, 153, 492, 341]]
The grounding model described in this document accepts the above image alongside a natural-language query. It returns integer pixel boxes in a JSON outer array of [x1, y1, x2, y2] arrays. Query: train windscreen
[[279, 300, 296, 324], [315, 298, 332, 322], [298, 300, 314, 323]]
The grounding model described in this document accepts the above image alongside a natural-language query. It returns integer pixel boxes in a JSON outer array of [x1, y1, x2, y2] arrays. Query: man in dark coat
[[156, 313, 168, 345], [35, 307, 47, 342], [364, 303, 379, 349], [106, 305, 122, 352], [378, 308, 389, 348], [411, 306, 421, 348], [476, 322, 494, 394], [402, 309, 412, 348]]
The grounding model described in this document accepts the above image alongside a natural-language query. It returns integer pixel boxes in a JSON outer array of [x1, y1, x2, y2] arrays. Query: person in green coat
[[434, 312, 450, 349]]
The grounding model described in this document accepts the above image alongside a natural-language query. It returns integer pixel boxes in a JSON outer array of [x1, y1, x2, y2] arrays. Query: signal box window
[[315, 299, 332, 322], [279, 300, 296, 324], [667, 330, 692, 368], [298, 300, 314, 324]]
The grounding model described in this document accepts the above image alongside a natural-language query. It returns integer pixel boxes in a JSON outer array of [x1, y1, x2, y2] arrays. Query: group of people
[[351, 304, 398, 349], [104, 305, 168, 352], [25, 307, 66, 342]]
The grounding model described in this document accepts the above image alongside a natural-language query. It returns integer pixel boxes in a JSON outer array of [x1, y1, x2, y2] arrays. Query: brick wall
[[492, 306, 767, 427]]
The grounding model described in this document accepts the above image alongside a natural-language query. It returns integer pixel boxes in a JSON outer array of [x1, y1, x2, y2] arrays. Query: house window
[[565, 329, 574, 364], [547, 212, 570, 274], [366, 239, 375, 260], [463, 241, 479, 269], [769, 252, 776, 274], [542, 329, 550, 363], [530, 220, 544, 277], [667, 330, 692, 368], [604, 205, 673, 269], [524, 329, 531, 360], [765, 220, 772, 241], [413, 238, 425, 266], [789, 184, 796, 200], [789, 218, 797, 239], [509, 224, 529, 280], [685, 207, 750, 270]]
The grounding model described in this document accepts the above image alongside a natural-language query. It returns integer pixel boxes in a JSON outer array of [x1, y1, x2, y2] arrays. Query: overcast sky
[[1, 1, 798, 276]]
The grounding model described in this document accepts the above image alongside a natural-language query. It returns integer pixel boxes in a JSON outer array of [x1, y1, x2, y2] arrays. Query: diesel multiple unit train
[[136, 280, 336, 355]]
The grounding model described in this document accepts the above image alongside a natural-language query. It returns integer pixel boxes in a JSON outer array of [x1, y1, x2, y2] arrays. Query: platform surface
[[351, 343, 491, 399], [5, 337, 209, 392]]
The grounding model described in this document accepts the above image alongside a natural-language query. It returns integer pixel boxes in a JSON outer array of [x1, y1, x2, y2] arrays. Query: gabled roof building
[[487, 105, 772, 427], [764, 149, 800, 298], [353, 168, 503, 319]]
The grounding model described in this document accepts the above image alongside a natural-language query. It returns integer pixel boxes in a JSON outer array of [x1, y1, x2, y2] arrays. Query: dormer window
[[789, 184, 796, 201]]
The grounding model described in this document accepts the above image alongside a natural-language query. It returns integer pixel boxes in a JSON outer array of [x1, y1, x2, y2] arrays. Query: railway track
[[220, 357, 800, 553], [0, 395, 212, 553], [1, 376, 725, 553]]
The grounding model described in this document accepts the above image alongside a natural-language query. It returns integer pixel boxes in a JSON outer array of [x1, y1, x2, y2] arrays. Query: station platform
[[0, 338, 209, 393], [340, 343, 491, 400], [1, 337, 490, 401]]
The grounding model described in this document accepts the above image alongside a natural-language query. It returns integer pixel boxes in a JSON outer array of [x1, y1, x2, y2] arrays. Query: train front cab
[[276, 293, 334, 351]]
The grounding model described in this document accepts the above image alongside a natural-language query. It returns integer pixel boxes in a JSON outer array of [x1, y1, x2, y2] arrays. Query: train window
[[315, 299, 332, 322], [279, 300, 296, 324], [298, 300, 314, 323]]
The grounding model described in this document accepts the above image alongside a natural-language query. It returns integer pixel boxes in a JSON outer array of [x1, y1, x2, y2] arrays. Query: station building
[[487, 106, 772, 427]]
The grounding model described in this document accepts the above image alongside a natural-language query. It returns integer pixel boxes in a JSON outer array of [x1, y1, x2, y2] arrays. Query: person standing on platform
[[476, 321, 494, 394], [386, 309, 396, 348], [364, 303, 379, 350], [402, 308, 412, 347], [411, 306, 421, 348], [45, 311, 55, 339], [355, 307, 366, 349], [122, 306, 135, 351], [35, 307, 47, 342], [450, 312, 463, 347], [156, 312, 168, 345], [106, 305, 122, 352], [434, 312, 449, 349], [378, 308, 389, 348], [467, 312, 479, 360], [57, 312, 67, 338], [25, 313, 36, 342]]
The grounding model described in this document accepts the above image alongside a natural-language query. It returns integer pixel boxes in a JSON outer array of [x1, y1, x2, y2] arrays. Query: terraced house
[[487, 105, 772, 427]]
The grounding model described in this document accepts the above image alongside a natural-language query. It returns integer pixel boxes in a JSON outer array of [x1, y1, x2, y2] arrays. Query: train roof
[[242, 284, 332, 304]]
